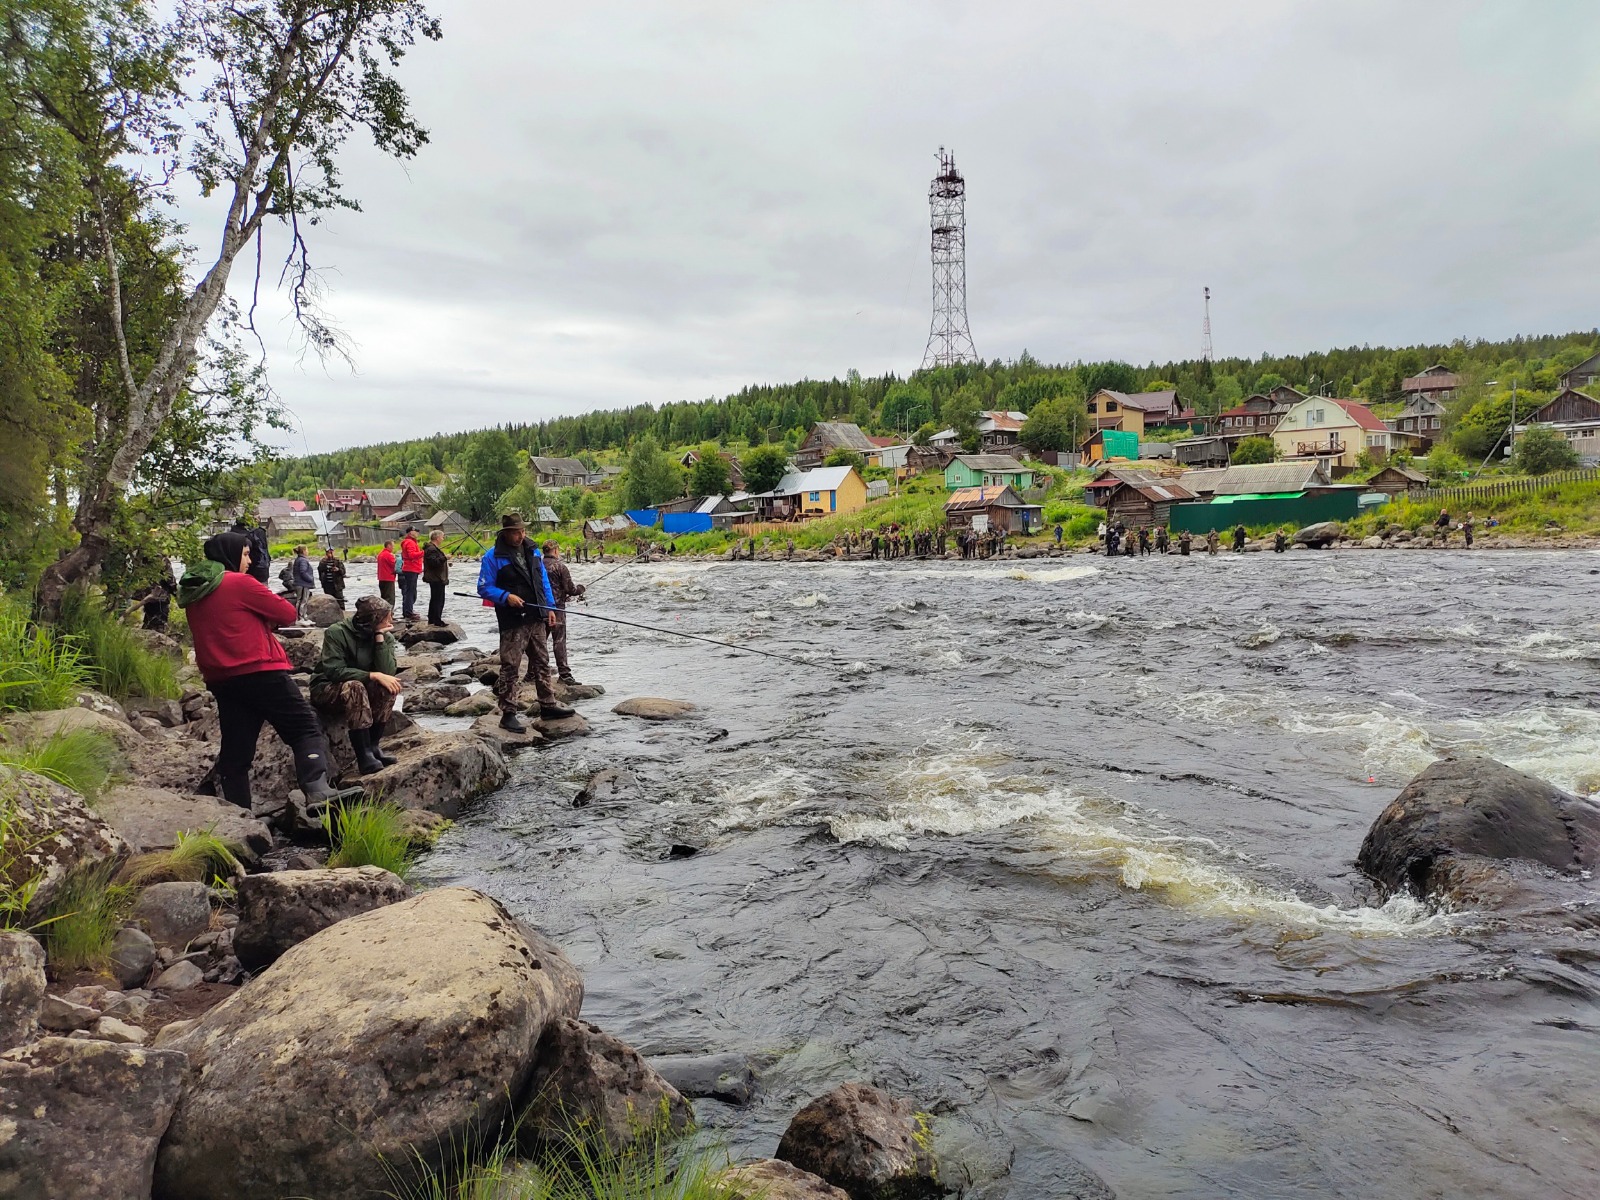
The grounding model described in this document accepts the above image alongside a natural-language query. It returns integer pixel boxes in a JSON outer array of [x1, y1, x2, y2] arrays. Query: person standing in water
[[477, 512, 574, 732], [423, 530, 450, 626], [318, 546, 347, 609], [377, 540, 398, 606]]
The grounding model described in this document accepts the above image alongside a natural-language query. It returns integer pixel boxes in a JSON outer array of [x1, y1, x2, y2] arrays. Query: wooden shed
[[943, 485, 1043, 535], [1366, 463, 1429, 496], [1102, 479, 1198, 529]]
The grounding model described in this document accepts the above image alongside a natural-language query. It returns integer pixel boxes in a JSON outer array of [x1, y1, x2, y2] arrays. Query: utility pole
[[1202, 287, 1213, 363]]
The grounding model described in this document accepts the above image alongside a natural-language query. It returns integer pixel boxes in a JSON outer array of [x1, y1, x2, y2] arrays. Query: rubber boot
[[290, 734, 364, 813], [349, 727, 384, 776], [216, 771, 253, 810], [365, 726, 398, 768]]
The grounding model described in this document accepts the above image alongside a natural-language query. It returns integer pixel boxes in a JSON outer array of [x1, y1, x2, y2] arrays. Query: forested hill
[[262, 330, 1600, 497]]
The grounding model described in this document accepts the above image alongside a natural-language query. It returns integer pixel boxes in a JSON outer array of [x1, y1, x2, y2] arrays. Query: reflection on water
[[413, 549, 1600, 1199]]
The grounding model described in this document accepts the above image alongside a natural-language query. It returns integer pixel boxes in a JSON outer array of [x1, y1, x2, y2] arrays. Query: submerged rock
[[0, 1037, 185, 1199], [650, 1051, 758, 1105], [233, 866, 414, 970], [154, 888, 582, 1200], [612, 697, 697, 720], [575, 768, 642, 806], [0, 767, 128, 921], [1358, 753, 1600, 909], [0, 930, 46, 1050], [776, 1082, 941, 1200]]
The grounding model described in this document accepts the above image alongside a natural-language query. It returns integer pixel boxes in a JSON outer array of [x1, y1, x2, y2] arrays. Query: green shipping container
[[1168, 489, 1362, 533], [1102, 430, 1140, 460]]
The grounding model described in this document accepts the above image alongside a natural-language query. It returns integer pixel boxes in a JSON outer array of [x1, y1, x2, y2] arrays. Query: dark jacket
[[313, 619, 398, 688], [318, 556, 346, 590], [476, 537, 554, 630], [423, 541, 449, 585], [291, 554, 316, 589], [544, 558, 584, 609]]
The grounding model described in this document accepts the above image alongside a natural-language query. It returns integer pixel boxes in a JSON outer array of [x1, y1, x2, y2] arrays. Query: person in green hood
[[311, 596, 404, 775]]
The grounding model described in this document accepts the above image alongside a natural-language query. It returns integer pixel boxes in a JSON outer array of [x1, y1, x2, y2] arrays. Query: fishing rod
[[451, 593, 824, 667]]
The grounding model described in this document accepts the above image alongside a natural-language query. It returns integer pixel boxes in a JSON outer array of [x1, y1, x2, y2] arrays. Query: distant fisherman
[[1274, 528, 1288, 553], [318, 547, 346, 609], [1179, 530, 1192, 556], [1206, 529, 1219, 556], [1155, 527, 1169, 554], [1233, 524, 1247, 553], [539, 540, 586, 687]]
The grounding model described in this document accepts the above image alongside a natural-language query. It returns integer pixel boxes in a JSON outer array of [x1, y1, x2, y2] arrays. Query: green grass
[[0, 727, 118, 803], [36, 866, 131, 972], [124, 828, 242, 886], [56, 588, 181, 700], [0, 770, 48, 927], [1342, 476, 1600, 541], [327, 799, 415, 879], [0, 597, 92, 713]]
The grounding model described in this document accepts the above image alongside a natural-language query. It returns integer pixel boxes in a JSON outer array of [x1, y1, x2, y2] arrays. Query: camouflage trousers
[[310, 678, 395, 732], [497, 620, 554, 713]]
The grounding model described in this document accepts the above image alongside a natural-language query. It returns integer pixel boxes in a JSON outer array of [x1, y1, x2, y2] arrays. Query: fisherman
[[1462, 511, 1475, 548], [311, 595, 404, 776], [377, 539, 398, 606], [398, 526, 423, 621], [1206, 529, 1219, 556], [937, 526, 947, 556], [1107, 525, 1120, 556], [1233, 523, 1247, 553], [423, 530, 450, 625], [318, 546, 347, 609], [1179, 530, 1193, 556], [1155, 526, 1170, 554], [1435, 508, 1451, 545], [476, 512, 573, 732], [538, 539, 587, 687], [1274, 528, 1288, 553], [1054, 523, 1064, 546], [786, 538, 794, 561], [177, 531, 360, 811], [1138, 527, 1151, 556], [1123, 534, 1135, 558]]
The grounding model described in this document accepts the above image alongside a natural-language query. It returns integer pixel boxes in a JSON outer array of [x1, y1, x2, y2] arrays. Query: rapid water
[[411, 549, 1600, 1198]]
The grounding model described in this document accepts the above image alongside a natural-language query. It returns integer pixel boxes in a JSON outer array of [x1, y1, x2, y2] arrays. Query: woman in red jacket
[[177, 531, 362, 811]]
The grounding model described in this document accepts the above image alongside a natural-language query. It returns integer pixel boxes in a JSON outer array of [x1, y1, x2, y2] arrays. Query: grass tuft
[[0, 727, 118, 803], [57, 588, 181, 701], [36, 866, 132, 972], [0, 598, 92, 713], [124, 828, 242, 886], [327, 799, 415, 879]]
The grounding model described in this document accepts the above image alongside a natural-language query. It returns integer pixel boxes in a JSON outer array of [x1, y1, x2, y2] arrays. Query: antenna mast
[[1202, 286, 1214, 363], [921, 148, 978, 369]]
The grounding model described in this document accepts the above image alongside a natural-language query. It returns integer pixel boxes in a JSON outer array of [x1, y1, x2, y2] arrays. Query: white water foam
[[789, 592, 828, 608], [1007, 563, 1101, 583]]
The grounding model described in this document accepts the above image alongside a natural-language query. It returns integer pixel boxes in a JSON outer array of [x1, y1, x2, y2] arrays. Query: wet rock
[[612, 697, 698, 720], [0, 1036, 186, 1200], [405, 682, 474, 712], [131, 881, 211, 948], [398, 621, 465, 647], [651, 1051, 758, 1105], [397, 808, 452, 847], [99, 785, 272, 864], [1292, 521, 1343, 548], [151, 960, 205, 992], [0, 930, 46, 1050], [535, 713, 591, 740], [275, 628, 324, 673], [109, 927, 158, 989], [722, 1159, 851, 1200], [92, 1015, 148, 1044], [124, 696, 185, 727], [352, 731, 510, 816], [1358, 753, 1600, 907], [552, 680, 606, 701], [516, 1018, 693, 1154], [39, 993, 99, 1033], [776, 1082, 940, 1200], [0, 767, 128, 921], [233, 866, 414, 971], [260, 845, 329, 872], [576, 768, 642, 806], [1359, 535, 1385, 549], [398, 660, 442, 684], [471, 712, 546, 749], [445, 690, 499, 716], [155, 888, 583, 1200], [302, 592, 344, 628]]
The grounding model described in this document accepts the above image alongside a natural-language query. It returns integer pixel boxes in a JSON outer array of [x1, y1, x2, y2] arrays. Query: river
[[402, 548, 1600, 1198]]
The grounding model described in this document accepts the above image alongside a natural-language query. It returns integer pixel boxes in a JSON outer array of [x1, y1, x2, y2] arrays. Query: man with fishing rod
[[476, 512, 574, 733]]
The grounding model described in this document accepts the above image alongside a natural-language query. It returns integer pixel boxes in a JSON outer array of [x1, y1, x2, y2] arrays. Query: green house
[[944, 453, 1035, 492]]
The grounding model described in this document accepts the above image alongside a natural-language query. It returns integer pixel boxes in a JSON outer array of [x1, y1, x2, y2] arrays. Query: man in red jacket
[[376, 540, 398, 606], [176, 531, 362, 812], [399, 526, 423, 621]]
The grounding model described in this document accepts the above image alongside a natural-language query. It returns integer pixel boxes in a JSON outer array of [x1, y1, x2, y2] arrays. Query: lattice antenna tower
[[1202, 286, 1214, 363], [921, 147, 978, 369]]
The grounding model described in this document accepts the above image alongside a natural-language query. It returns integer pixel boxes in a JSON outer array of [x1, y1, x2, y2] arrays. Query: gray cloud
[[208, 0, 1600, 453]]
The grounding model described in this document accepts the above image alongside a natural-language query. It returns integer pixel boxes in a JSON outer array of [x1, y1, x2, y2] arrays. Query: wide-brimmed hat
[[500, 512, 526, 531]]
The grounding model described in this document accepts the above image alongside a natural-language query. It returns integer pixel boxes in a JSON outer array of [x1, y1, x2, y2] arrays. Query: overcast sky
[[220, 1, 1600, 454]]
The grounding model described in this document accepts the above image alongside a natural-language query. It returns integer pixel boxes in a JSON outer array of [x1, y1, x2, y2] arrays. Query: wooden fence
[[1422, 467, 1600, 505]]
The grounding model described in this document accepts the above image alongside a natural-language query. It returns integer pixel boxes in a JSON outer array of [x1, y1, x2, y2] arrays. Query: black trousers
[[209, 670, 330, 788], [400, 571, 420, 617], [427, 580, 446, 625]]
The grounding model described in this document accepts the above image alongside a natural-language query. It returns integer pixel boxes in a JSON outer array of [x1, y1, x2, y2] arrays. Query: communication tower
[[1202, 287, 1214, 363], [921, 148, 978, 369]]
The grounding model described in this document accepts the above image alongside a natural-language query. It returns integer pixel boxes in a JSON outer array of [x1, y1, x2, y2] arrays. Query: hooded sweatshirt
[[177, 558, 297, 683]]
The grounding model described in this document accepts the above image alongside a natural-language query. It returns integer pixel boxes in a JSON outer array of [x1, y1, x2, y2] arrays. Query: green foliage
[[1079, 361, 1138, 397], [739, 444, 789, 494], [38, 867, 131, 972], [940, 384, 983, 453], [1020, 395, 1086, 452], [0, 597, 91, 712], [0, 769, 47, 926], [448, 430, 523, 522], [327, 799, 414, 879], [1231, 436, 1278, 465], [124, 829, 242, 886], [1511, 425, 1581, 475], [1143, 379, 1176, 392], [1420, 446, 1469, 481], [822, 449, 865, 470], [880, 381, 933, 434], [0, 728, 118, 803], [56, 588, 179, 700], [685, 446, 730, 496], [621, 436, 684, 509]]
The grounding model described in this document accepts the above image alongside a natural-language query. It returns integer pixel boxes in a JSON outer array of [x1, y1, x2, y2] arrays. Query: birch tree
[[14, 0, 440, 614]]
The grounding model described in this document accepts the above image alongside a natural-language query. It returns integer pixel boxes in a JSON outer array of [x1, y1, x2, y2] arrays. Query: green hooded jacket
[[313, 618, 398, 688], [176, 560, 226, 608]]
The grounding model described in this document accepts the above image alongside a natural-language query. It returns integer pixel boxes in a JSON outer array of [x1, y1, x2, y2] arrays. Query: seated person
[[311, 595, 404, 775]]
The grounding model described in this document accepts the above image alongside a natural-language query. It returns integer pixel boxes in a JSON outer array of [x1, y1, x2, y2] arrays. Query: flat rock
[[534, 713, 591, 740], [352, 732, 510, 816], [611, 697, 698, 720], [2, 703, 142, 759], [92, 1015, 148, 1044], [575, 768, 642, 806], [444, 691, 499, 717], [131, 881, 211, 948], [109, 927, 157, 989], [99, 785, 272, 863], [0, 930, 46, 1050], [233, 867, 414, 971], [777, 1082, 940, 1200], [471, 712, 546, 749], [402, 683, 473, 713], [397, 661, 441, 684], [721, 1160, 850, 1200], [154, 888, 583, 1200], [552, 680, 606, 701], [39, 993, 100, 1033], [0, 766, 128, 922], [0, 1036, 186, 1200], [397, 621, 465, 647], [151, 960, 205, 992]]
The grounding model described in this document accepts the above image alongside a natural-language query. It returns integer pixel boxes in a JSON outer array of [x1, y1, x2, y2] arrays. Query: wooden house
[[1515, 389, 1600, 464], [361, 488, 407, 520], [315, 488, 365, 515], [1390, 395, 1447, 451], [396, 478, 443, 517], [1216, 393, 1294, 439], [794, 422, 877, 469], [1083, 465, 1168, 507], [943, 485, 1043, 535], [1559, 352, 1600, 393], [529, 456, 589, 488], [755, 465, 868, 519], [1173, 436, 1232, 467], [1101, 479, 1197, 529], [425, 509, 474, 537], [1401, 365, 1462, 402], [1367, 464, 1429, 496], [678, 448, 745, 489], [943, 454, 1035, 491], [977, 410, 1026, 451]]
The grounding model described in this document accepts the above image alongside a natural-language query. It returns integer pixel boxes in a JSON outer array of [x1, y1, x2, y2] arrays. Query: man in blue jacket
[[476, 512, 574, 732]]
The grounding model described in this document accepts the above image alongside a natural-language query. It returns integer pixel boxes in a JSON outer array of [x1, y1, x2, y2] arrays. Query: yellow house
[[1271, 397, 1391, 471], [1087, 389, 1146, 438], [767, 465, 867, 517]]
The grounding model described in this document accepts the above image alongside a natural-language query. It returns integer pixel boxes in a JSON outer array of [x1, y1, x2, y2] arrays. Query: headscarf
[[203, 532, 251, 573], [352, 594, 391, 638]]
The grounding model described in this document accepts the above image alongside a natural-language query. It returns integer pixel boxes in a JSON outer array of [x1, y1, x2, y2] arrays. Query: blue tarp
[[624, 510, 659, 527], [662, 513, 714, 534]]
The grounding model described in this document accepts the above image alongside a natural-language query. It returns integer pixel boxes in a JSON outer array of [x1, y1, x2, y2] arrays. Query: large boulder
[[776, 1082, 941, 1200], [2, 703, 142, 759], [302, 592, 345, 628], [516, 1018, 692, 1154], [233, 866, 414, 970], [0, 930, 46, 1050], [99, 785, 272, 863], [0, 1036, 186, 1200], [0, 767, 127, 921], [154, 888, 583, 1200], [350, 731, 510, 816], [1358, 754, 1600, 907], [1292, 521, 1342, 548], [722, 1159, 851, 1199]]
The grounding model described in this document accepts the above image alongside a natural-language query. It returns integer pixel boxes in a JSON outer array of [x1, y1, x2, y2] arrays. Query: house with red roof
[[1272, 397, 1423, 471]]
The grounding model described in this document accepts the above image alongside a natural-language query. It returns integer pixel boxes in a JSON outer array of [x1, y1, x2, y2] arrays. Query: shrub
[[56, 589, 181, 701], [0, 598, 91, 713], [0, 728, 119, 803], [37, 867, 131, 972], [124, 828, 242, 886], [327, 799, 414, 879], [0, 772, 47, 927]]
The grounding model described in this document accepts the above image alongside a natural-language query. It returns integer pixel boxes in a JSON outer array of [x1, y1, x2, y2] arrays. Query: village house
[[1514, 388, 1600, 465], [1215, 392, 1295, 440], [1271, 397, 1410, 471], [1559, 352, 1600, 393], [1401, 365, 1462, 403], [315, 488, 365, 515], [794, 422, 878, 470], [943, 453, 1035, 492], [425, 509, 473, 537], [678, 448, 745, 489], [754, 465, 868, 520], [360, 488, 407, 521], [1389, 395, 1447, 451], [943, 485, 1044, 535], [977, 410, 1026, 450], [396, 478, 444, 518], [1085, 389, 1203, 438], [265, 510, 343, 548], [1083, 465, 1174, 506], [528, 456, 589, 489], [1172, 436, 1232, 468], [1101, 478, 1198, 530], [1175, 460, 1335, 502], [583, 514, 635, 541], [1366, 463, 1430, 496]]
